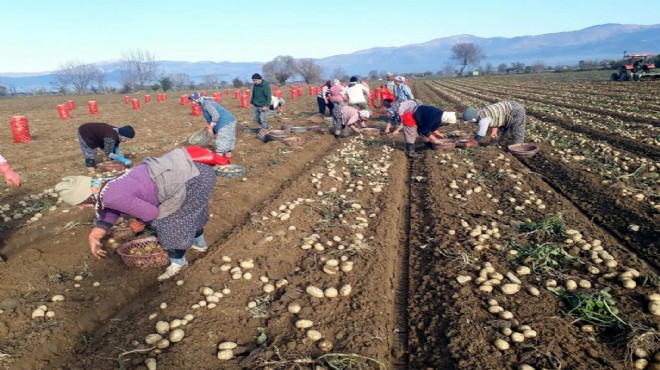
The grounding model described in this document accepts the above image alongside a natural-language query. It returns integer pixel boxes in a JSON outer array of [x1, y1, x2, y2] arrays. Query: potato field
[[0, 74, 658, 370]]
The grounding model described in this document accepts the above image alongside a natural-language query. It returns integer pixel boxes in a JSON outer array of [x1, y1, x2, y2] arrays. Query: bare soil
[[0, 78, 658, 370]]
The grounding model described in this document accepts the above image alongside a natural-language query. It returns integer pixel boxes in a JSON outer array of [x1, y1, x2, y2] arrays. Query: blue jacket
[[413, 105, 444, 137], [201, 100, 236, 134]]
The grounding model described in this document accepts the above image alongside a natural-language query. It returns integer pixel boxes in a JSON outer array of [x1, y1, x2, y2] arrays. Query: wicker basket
[[360, 128, 381, 137], [448, 131, 472, 140], [281, 136, 306, 147], [508, 143, 539, 158], [117, 236, 168, 268], [309, 114, 325, 124], [242, 127, 259, 133], [433, 139, 458, 151], [97, 161, 126, 173], [187, 129, 213, 146]]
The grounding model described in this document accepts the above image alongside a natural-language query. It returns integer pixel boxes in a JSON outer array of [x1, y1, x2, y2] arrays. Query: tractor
[[611, 53, 659, 81]]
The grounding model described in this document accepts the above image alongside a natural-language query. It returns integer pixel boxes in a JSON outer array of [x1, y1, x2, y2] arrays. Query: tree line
[[2, 45, 659, 96]]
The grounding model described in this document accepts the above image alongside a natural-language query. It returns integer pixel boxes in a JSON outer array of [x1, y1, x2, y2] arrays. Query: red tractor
[[611, 53, 659, 81]]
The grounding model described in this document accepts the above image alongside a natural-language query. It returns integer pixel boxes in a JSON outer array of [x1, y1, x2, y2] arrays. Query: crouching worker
[[334, 106, 371, 137], [55, 146, 229, 281], [400, 105, 460, 158], [78, 122, 135, 174], [383, 98, 422, 135], [189, 93, 237, 159], [461, 101, 526, 146]]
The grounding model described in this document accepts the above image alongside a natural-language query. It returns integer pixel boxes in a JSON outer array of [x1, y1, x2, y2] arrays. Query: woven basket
[[117, 236, 168, 268], [360, 128, 381, 137], [187, 129, 213, 146], [508, 143, 539, 158], [433, 139, 458, 151], [309, 114, 325, 124], [242, 127, 259, 133], [448, 131, 472, 140], [97, 161, 126, 172], [289, 126, 308, 133], [281, 136, 306, 147]]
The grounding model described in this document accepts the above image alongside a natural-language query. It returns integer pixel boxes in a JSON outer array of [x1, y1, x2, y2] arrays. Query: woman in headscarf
[[328, 79, 348, 136], [393, 76, 414, 102], [55, 146, 228, 281], [317, 80, 334, 115]]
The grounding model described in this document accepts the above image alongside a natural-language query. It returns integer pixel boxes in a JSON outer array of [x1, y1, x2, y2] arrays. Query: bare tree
[[367, 70, 379, 80], [202, 74, 220, 89], [483, 63, 494, 75], [497, 63, 508, 74], [262, 55, 296, 85], [450, 43, 485, 76], [330, 67, 348, 81], [296, 59, 323, 84], [120, 48, 160, 90], [531, 60, 546, 73], [509, 62, 525, 74], [171, 73, 191, 89], [53, 60, 101, 94]]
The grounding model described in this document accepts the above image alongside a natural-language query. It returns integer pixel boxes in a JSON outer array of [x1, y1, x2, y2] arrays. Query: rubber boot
[[405, 143, 417, 158]]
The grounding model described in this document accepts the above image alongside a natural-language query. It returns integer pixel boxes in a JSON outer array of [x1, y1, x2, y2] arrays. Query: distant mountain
[[1, 23, 658, 92]]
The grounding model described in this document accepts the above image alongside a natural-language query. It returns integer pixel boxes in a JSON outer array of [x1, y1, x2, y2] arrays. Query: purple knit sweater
[[95, 165, 160, 229]]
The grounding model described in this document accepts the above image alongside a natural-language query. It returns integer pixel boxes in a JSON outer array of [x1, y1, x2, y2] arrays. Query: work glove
[[109, 154, 132, 166], [0, 162, 21, 187], [129, 218, 146, 233], [113, 146, 122, 156], [88, 227, 107, 260]]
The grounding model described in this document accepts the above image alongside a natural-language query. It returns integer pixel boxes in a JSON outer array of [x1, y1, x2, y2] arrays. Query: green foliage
[[514, 242, 574, 272], [159, 77, 173, 91], [556, 288, 627, 328], [519, 215, 566, 238], [232, 77, 244, 88], [150, 84, 160, 91]]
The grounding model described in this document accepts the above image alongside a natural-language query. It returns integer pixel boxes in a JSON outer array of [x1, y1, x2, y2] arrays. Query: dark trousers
[[317, 96, 334, 115]]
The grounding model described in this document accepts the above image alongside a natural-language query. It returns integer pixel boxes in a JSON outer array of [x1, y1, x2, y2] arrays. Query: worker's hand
[[206, 125, 214, 134], [0, 162, 21, 187], [2, 168, 21, 187], [392, 130, 401, 136], [435, 132, 447, 139], [261, 106, 268, 111], [129, 219, 146, 233], [114, 156, 133, 166], [467, 139, 479, 147], [88, 227, 107, 260]]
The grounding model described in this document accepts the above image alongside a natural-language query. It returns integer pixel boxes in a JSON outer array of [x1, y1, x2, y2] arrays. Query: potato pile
[[129, 242, 163, 256]]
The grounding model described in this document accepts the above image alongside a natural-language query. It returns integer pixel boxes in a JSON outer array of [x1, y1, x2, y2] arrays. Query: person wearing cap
[[346, 76, 369, 110], [249, 73, 272, 129], [77, 122, 135, 174], [54, 146, 228, 281], [189, 93, 237, 159], [334, 106, 371, 137], [382, 98, 423, 134], [385, 73, 396, 97], [398, 105, 460, 158], [268, 96, 286, 114], [0, 153, 21, 187], [461, 101, 526, 146], [394, 76, 414, 102]]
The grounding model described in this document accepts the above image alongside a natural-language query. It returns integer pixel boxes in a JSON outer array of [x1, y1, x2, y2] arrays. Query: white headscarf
[[332, 79, 340, 86]]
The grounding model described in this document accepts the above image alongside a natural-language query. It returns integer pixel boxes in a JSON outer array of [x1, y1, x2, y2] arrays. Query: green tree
[[151, 84, 161, 91], [232, 77, 244, 88], [0, 85, 7, 96], [159, 77, 173, 91]]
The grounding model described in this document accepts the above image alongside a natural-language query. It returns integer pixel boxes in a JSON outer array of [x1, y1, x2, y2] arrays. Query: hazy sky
[[1, 0, 659, 73]]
